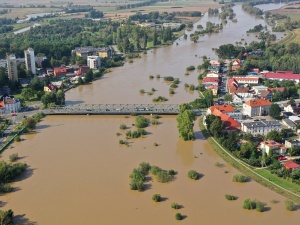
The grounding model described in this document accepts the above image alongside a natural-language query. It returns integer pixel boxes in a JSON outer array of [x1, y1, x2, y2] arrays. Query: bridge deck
[[44, 104, 188, 115]]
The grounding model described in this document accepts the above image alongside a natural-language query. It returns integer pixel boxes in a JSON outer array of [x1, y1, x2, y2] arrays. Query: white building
[[252, 85, 268, 94], [87, 56, 101, 69], [243, 98, 271, 117], [241, 120, 282, 136], [0, 97, 21, 113], [24, 48, 36, 74], [6, 54, 18, 81], [206, 73, 220, 78]]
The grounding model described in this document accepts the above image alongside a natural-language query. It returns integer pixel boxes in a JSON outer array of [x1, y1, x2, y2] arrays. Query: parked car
[[11, 113, 17, 116], [278, 156, 287, 161]]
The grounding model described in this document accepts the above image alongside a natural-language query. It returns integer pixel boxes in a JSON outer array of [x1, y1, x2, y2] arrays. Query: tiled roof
[[244, 98, 271, 107], [202, 77, 219, 83], [284, 161, 300, 169], [209, 104, 235, 114]]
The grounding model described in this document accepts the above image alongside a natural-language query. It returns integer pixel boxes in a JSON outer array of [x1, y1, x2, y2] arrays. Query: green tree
[[224, 94, 233, 102], [266, 130, 282, 142], [209, 117, 224, 138], [21, 88, 34, 101], [0, 209, 13, 225], [84, 70, 93, 83], [135, 116, 148, 128], [177, 103, 196, 140], [22, 117, 37, 130], [269, 103, 281, 119], [56, 90, 65, 105]]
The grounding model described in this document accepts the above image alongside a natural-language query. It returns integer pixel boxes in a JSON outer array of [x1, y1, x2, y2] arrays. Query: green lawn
[[255, 169, 300, 194]]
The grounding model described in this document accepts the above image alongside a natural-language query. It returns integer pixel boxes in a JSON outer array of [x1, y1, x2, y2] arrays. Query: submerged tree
[[177, 103, 196, 140]]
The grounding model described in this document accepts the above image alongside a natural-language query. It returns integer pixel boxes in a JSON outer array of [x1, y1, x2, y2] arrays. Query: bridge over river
[[43, 104, 202, 115]]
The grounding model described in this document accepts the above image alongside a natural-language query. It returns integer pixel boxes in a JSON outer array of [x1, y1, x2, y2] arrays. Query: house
[[232, 76, 259, 85], [210, 60, 221, 66], [232, 92, 255, 105], [47, 68, 54, 76], [241, 120, 282, 135], [207, 104, 235, 115], [51, 81, 64, 89], [54, 67, 67, 78], [0, 97, 21, 113], [260, 90, 272, 100], [252, 85, 268, 94], [207, 86, 218, 95], [289, 116, 300, 124], [220, 113, 241, 131], [284, 103, 300, 114], [284, 161, 300, 171], [228, 78, 250, 94], [259, 140, 287, 155], [268, 87, 285, 93], [231, 59, 242, 71], [44, 84, 56, 93], [282, 119, 297, 130], [206, 73, 220, 78], [285, 140, 300, 149], [243, 98, 271, 117], [73, 46, 114, 59], [202, 77, 220, 86], [281, 111, 295, 119], [262, 71, 300, 83], [76, 66, 90, 76], [207, 66, 220, 73]]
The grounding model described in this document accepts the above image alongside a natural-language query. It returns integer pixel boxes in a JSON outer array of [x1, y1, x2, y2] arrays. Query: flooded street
[[1, 3, 299, 225]]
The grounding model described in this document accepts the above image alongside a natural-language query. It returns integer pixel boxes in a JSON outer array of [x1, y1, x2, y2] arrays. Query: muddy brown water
[[1, 3, 299, 225]]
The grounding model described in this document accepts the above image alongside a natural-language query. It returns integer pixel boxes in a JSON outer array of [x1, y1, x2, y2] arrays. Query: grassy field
[[199, 116, 300, 203], [0, 7, 62, 19]]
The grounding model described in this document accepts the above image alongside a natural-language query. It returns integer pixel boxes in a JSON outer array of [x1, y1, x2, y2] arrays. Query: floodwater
[[2, 3, 300, 225]]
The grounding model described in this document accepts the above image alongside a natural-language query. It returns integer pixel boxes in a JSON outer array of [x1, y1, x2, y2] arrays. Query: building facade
[[241, 120, 282, 135], [243, 98, 271, 117], [87, 56, 101, 69], [24, 48, 36, 74], [6, 54, 18, 81]]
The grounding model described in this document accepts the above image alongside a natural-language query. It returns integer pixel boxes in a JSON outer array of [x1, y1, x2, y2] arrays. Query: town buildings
[[259, 140, 287, 155], [6, 54, 18, 81], [87, 56, 101, 69], [0, 96, 21, 113], [24, 47, 36, 75], [73, 46, 114, 59], [243, 98, 271, 117], [241, 120, 282, 136]]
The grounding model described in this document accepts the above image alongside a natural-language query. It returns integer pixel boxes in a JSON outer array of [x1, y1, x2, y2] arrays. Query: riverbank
[[199, 115, 300, 203]]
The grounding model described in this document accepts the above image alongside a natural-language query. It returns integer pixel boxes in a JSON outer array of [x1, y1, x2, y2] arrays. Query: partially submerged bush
[[14, 136, 21, 142], [186, 65, 195, 71], [119, 124, 127, 130], [285, 200, 295, 211], [256, 201, 265, 212], [156, 170, 173, 183], [232, 174, 248, 183], [164, 76, 174, 81], [243, 199, 256, 210], [175, 213, 183, 220], [129, 180, 144, 192], [225, 194, 237, 200], [171, 202, 180, 209], [150, 166, 162, 175], [188, 170, 200, 180], [0, 183, 14, 193], [152, 194, 161, 202], [9, 153, 19, 162]]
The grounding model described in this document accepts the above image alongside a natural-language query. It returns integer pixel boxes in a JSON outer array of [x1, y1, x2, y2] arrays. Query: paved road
[[0, 124, 14, 144]]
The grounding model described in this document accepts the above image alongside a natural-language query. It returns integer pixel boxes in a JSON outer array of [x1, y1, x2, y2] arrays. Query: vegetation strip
[[199, 116, 300, 203]]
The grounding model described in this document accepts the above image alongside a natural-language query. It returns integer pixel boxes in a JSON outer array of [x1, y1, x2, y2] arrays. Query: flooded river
[[1, 3, 299, 225]]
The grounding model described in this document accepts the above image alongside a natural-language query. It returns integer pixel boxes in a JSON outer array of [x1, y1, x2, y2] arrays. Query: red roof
[[229, 87, 249, 94], [209, 104, 235, 115], [54, 67, 67, 73], [244, 98, 271, 107], [234, 77, 259, 82], [202, 77, 220, 83], [223, 116, 241, 128], [263, 72, 300, 80], [207, 85, 218, 90], [268, 87, 285, 93], [229, 78, 239, 88], [284, 161, 300, 169]]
